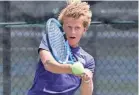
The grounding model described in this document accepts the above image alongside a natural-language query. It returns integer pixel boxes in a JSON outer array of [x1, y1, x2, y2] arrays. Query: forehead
[[63, 16, 84, 26]]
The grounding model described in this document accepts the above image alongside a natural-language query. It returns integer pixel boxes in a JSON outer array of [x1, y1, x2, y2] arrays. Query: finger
[[82, 75, 91, 83], [84, 69, 92, 78], [82, 73, 89, 80]]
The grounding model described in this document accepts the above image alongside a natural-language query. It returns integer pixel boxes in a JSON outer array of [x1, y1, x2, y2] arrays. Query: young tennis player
[[28, 1, 95, 95]]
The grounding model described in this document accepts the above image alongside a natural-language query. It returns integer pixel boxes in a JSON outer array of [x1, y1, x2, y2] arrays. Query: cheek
[[65, 31, 71, 37], [77, 31, 84, 38], [63, 27, 70, 35]]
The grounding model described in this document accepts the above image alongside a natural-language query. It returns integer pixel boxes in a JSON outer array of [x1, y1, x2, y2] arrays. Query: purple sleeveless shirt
[[28, 34, 95, 95]]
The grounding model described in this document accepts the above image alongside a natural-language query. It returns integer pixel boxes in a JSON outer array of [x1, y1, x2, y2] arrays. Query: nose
[[71, 28, 76, 34]]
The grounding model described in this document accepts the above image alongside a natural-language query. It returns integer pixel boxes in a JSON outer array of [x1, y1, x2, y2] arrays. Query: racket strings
[[49, 22, 67, 61], [47, 18, 77, 64]]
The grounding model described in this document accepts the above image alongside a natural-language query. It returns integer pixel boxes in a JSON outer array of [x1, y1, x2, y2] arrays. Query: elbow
[[43, 60, 53, 72], [43, 62, 49, 71], [43, 63, 55, 73], [43, 60, 60, 74]]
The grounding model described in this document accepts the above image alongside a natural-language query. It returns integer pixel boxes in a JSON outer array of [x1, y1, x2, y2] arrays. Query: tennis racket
[[45, 18, 74, 64]]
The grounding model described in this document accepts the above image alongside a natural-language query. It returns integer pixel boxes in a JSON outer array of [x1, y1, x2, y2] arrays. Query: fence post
[[2, 1, 11, 95]]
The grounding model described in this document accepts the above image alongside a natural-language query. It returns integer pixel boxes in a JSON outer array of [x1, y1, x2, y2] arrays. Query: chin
[[67, 39, 78, 47], [69, 43, 78, 47]]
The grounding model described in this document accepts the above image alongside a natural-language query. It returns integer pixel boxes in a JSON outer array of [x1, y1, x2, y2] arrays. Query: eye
[[68, 26, 71, 28], [75, 27, 80, 30], [67, 26, 72, 29]]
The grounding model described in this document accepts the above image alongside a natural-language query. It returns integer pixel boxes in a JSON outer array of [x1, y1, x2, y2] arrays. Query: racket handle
[[71, 61, 85, 75]]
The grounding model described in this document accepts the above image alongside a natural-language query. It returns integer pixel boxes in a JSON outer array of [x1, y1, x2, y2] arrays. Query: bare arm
[[80, 69, 94, 95], [39, 49, 73, 74]]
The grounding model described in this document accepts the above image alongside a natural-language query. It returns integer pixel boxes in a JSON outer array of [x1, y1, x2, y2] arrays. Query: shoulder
[[79, 47, 95, 72], [79, 47, 94, 61]]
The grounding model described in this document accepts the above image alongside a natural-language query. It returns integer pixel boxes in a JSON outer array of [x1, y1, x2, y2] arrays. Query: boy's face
[[63, 16, 86, 47]]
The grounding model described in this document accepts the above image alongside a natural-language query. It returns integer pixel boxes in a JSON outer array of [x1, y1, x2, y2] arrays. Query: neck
[[70, 44, 79, 48]]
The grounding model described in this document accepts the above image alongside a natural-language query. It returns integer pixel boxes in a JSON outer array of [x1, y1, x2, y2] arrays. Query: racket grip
[[71, 62, 85, 75]]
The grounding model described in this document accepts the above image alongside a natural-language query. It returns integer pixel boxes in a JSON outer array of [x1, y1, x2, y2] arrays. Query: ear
[[82, 28, 87, 37], [84, 28, 87, 32]]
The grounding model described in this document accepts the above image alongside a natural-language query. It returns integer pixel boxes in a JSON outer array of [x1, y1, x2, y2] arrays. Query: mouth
[[69, 37, 76, 39]]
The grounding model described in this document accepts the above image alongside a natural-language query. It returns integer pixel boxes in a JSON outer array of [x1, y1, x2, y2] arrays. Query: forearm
[[44, 60, 72, 74], [80, 69, 94, 95], [80, 79, 93, 95], [40, 49, 72, 74]]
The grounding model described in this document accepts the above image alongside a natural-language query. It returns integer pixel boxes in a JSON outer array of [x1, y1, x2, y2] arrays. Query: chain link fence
[[0, 1, 138, 95]]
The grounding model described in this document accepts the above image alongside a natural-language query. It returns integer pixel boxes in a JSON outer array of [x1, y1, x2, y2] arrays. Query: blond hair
[[58, 0, 92, 28]]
